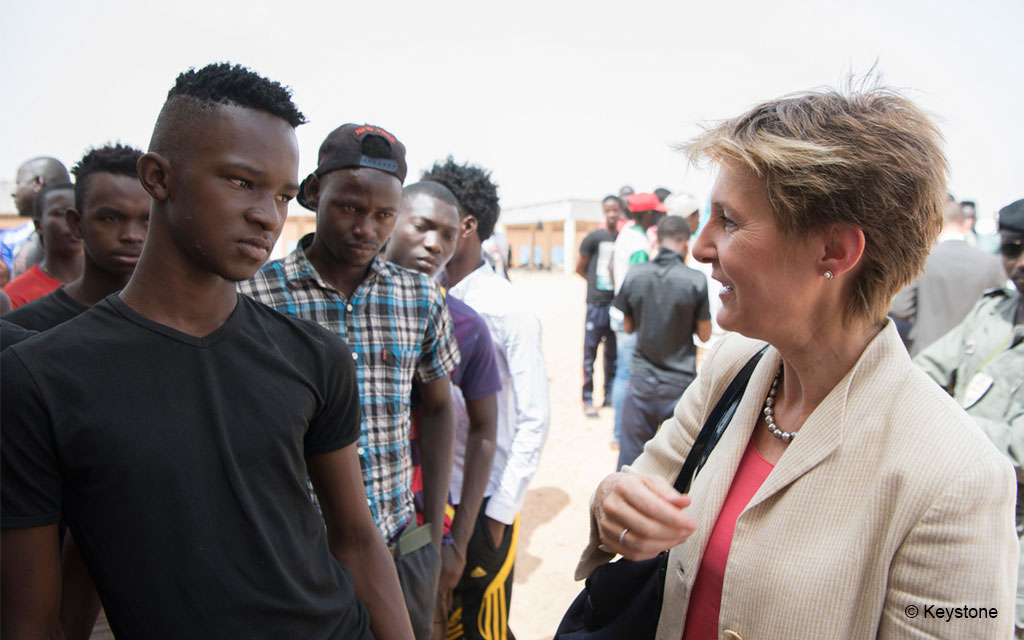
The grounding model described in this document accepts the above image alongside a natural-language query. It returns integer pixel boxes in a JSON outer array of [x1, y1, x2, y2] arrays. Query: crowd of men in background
[[1, 63, 549, 640], [0, 59, 1021, 639], [575, 188, 713, 471], [575, 188, 1021, 461]]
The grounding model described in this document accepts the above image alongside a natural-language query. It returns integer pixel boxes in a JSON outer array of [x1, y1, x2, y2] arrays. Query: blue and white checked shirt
[[239, 234, 460, 541]]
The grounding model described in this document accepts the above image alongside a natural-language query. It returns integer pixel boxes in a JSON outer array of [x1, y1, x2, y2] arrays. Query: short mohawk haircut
[[149, 62, 305, 157], [72, 143, 144, 211], [421, 156, 500, 241], [166, 63, 305, 127]]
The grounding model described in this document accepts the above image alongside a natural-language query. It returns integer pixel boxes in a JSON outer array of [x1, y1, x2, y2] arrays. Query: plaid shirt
[[239, 234, 460, 541]]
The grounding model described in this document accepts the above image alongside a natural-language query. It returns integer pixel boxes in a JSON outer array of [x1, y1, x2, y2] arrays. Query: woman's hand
[[594, 472, 696, 561]]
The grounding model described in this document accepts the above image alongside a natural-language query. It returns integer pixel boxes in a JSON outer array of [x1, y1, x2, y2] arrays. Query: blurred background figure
[[890, 197, 1005, 355], [2, 157, 71, 278], [608, 192, 664, 453], [616, 185, 634, 234], [613, 214, 710, 470], [3, 183, 82, 308], [960, 199, 979, 246], [482, 228, 510, 280], [576, 194, 622, 419], [665, 191, 723, 367]]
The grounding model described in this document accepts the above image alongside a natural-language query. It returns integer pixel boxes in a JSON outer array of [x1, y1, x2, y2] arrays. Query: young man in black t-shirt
[[6, 144, 150, 332], [1, 63, 413, 640], [575, 194, 622, 419]]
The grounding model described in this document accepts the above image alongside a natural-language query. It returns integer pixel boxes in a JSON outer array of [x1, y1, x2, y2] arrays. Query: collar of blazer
[[700, 321, 907, 518]]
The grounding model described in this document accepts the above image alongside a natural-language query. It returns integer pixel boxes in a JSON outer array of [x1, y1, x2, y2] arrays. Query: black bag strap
[[672, 346, 768, 494]]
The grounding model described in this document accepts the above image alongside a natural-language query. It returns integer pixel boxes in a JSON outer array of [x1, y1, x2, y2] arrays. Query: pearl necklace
[[763, 365, 797, 442]]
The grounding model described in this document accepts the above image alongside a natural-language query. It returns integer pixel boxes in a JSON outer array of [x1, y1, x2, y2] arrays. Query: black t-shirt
[[612, 248, 710, 386], [579, 228, 615, 305], [2, 294, 370, 639], [4, 286, 89, 331], [1, 318, 36, 349]]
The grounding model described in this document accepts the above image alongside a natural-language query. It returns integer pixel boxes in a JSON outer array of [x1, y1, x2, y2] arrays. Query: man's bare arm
[[574, 254, 590, 279], [59, 531, 101, 640], [308, 446, 413, 640], [416, 376, 456, 549], [695, 319, 712, 343], [2, 524, 64, 639], [439, 393, 497, 600]]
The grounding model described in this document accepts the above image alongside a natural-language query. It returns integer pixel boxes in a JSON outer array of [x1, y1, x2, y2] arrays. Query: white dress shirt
[[447, 262, 551, 524]]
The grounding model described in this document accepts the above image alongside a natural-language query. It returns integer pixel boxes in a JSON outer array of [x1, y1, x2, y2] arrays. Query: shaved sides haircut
[[149, 62, 306, 159], [401, 181, 459, 207], [71, 144, 144, 211]]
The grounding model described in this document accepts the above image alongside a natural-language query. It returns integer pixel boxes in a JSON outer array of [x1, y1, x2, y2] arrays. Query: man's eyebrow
[[224, 162, 299, 192], [224, 162, 265, 178]]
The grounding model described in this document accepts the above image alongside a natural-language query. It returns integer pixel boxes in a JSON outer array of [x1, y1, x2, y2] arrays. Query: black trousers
[[582, 303, 616, 404], [447, 498, 518, 640], [394, 523, 441, 640]]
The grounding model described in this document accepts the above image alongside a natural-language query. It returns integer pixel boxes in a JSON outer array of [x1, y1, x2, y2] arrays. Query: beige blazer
[[577, 323, 1018, 639]]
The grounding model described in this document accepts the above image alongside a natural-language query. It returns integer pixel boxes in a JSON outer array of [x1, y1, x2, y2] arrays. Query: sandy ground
[[506, 269, 619, 640]]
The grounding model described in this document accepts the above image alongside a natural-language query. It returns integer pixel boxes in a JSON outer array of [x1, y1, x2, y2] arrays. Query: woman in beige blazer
[[578, 86, 1018, 639]]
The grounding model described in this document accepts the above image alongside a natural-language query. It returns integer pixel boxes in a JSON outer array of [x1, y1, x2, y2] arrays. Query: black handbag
[[554, 347, 767, 640]]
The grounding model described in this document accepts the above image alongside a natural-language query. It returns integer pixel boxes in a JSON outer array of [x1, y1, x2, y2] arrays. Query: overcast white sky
[[3, 0, 1022, 228]]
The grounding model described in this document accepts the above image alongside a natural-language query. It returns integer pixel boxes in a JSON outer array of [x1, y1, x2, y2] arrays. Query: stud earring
[[823, 270, 834, 280]]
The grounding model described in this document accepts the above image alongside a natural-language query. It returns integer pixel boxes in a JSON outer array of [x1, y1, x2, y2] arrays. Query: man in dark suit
[[891, 198, 1005, 355]]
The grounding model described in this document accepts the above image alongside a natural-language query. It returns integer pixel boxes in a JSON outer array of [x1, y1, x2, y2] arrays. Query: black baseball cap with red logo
[[297, 123, 407, 211]]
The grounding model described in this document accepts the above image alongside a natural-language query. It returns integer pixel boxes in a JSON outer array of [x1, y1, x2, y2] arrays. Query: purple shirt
[[448, 294, 502, 399], [411, 293, 501, 541]]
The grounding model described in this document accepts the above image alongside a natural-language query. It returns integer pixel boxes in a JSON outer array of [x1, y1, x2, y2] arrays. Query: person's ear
[[65, 208, 84, 239], [459, 215, 478, 240], [820, 223, 866, 278], [137, 152, 172, 201], [302, 174, 322, 212]]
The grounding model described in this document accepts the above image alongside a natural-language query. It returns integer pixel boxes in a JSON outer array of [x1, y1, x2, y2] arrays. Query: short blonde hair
[[683, 85, 947, 323]]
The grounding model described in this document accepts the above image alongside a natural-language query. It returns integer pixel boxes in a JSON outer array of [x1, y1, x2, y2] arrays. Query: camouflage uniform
[[915, 287, 1024, 634]]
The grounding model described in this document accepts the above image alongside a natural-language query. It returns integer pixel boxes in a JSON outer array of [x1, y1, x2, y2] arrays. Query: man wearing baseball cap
[[915, 197, 1024, 634], [608, 192, 665, 459], [665, 191, 723, 362], [240, 123, 460, 640]]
